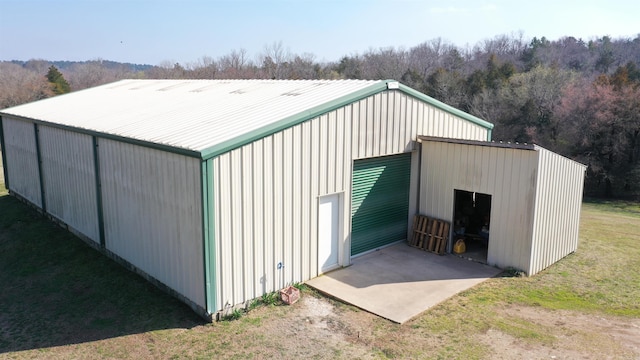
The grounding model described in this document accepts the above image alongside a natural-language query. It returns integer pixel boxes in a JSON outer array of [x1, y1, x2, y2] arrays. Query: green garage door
[[351, 153, 411, 256]]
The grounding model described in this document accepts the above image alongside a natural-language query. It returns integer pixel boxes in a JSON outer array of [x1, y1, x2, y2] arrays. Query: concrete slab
[[306, 243, 502, 324]]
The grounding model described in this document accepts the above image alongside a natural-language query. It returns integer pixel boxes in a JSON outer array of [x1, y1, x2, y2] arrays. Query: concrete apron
[[306, 243, 502, 324]]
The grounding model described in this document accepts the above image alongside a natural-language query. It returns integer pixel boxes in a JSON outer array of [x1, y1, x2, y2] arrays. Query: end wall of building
[[419, 140, 539, 273]]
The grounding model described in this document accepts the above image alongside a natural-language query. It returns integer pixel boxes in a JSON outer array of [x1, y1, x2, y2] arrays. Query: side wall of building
[[2, 117, 42, 206], [99, 139, 205, 309], [1, 116, 206, 311], [419, 141, 539, 272], [529, 147, 586, 275], [210, 90, 490, 311], [39, 126, 100, 243]]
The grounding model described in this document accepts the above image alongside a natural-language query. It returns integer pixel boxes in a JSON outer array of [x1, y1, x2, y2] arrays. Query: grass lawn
[[1, 176, 639, 359]]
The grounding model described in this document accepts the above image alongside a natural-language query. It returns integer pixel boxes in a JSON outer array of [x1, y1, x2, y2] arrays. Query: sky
[[0, 0, 638, 66]]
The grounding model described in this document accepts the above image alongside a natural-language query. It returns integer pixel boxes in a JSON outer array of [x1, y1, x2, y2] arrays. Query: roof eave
[[0, 112, 202, 159]]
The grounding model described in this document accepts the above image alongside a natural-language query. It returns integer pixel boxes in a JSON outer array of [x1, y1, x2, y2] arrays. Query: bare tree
[[218, 49, 255, 79], [407, 38, 455, 79], [184, 56, 218, 79], [23, 59, 50, 75], [287, 53, 319, 79], [259, 41, 291, 79], [146, 61, 187, 79], [359, 47, 408, 80], [0, 62, 52, 108], [66, 60, 131, 90]]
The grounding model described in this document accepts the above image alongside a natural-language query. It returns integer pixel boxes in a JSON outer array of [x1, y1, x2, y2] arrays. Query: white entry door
[[318, 194, 340, 273]]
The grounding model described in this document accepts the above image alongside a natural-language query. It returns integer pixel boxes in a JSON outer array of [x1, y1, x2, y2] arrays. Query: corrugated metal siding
[[212, 112, 351, 309], [38, 126, 100, 243], [351, 92, 487, 160], [211, 90, 490, 310], [419, 141, 539, 272], [529, 147, 586, 275], [99, 139, 205, 308], [2, 117, 41, 206]]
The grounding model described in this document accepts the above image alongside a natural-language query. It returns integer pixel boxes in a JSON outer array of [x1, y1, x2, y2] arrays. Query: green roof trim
[[396, 82, 494, 131], [200, 81, 390, 160], [201, 159, 217, 314], [200, 80, 494, 160]]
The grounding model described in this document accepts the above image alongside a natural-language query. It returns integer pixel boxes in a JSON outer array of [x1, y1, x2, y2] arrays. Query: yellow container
[[453, 239, 466, 254]]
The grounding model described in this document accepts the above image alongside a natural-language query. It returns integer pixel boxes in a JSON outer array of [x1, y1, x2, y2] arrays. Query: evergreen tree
[[46, 65, 71, 95]]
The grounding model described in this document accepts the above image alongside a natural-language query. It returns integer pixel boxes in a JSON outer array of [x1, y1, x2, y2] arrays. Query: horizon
[[3, 31, 638, 68], [1, 0, 639, 66]]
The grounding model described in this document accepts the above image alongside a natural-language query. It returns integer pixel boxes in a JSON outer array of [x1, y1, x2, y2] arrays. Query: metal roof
[[418, 136, 536, 150], [1, 79, 493, 159], [418, 136, 587, 168]]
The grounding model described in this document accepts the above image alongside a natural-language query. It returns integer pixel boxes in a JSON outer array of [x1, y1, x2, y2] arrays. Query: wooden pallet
[[409, 215, 450, 255]]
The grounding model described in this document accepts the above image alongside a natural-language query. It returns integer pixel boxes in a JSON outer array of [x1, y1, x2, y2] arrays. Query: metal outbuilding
[[0, 79, 585, 319], [418, 137, 586, 275]]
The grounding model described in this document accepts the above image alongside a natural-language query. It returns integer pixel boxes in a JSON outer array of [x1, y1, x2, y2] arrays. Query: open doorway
[[452, 190, 491, 263]]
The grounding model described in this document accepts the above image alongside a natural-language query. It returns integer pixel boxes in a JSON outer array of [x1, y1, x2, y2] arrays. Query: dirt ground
[[239, 294, 640, 359], [4, 282, 639, 360]]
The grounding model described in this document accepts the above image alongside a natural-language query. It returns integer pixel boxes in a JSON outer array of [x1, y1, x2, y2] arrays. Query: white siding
[[39, 126, 99, 243], [351, 92, 488, 159], [2, 117, 41, 206], [417, 102, 489, 141], [419, 141, 539, 272], [99, 140, 205, 308], [529, 147, 586, 275], [212, 90, 490, 310]]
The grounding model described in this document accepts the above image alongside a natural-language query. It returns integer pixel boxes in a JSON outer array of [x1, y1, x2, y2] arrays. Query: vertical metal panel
[[99, 139, 205, 308], [291, 125, 302, 282], [241, 144, 255, 303], [281, 128, 294, 288], [272, 131, 284, 291], [529, 147, 586, 275], [407, 150, 420, 240], [38, 126, 100, 243], [212, 89, 491, 310], [2, 117, 41, 206], [300, 121, 312, 280], [419, 141, 539, 272]]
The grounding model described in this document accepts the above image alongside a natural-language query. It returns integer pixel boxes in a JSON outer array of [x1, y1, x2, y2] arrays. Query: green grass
[[0, 180, 203, 353], [372, 199, 640, 359], [490, 200, 640, 316]]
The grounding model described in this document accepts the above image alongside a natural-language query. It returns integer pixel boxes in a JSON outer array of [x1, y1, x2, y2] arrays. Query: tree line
[[1, 34, 639, 198]]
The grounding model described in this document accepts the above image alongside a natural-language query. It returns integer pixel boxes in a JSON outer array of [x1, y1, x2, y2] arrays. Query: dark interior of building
[[452, 190, 491, 263]]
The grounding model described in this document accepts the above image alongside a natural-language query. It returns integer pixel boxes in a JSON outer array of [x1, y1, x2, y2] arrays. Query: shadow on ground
[[0, 195, 204, 353]]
